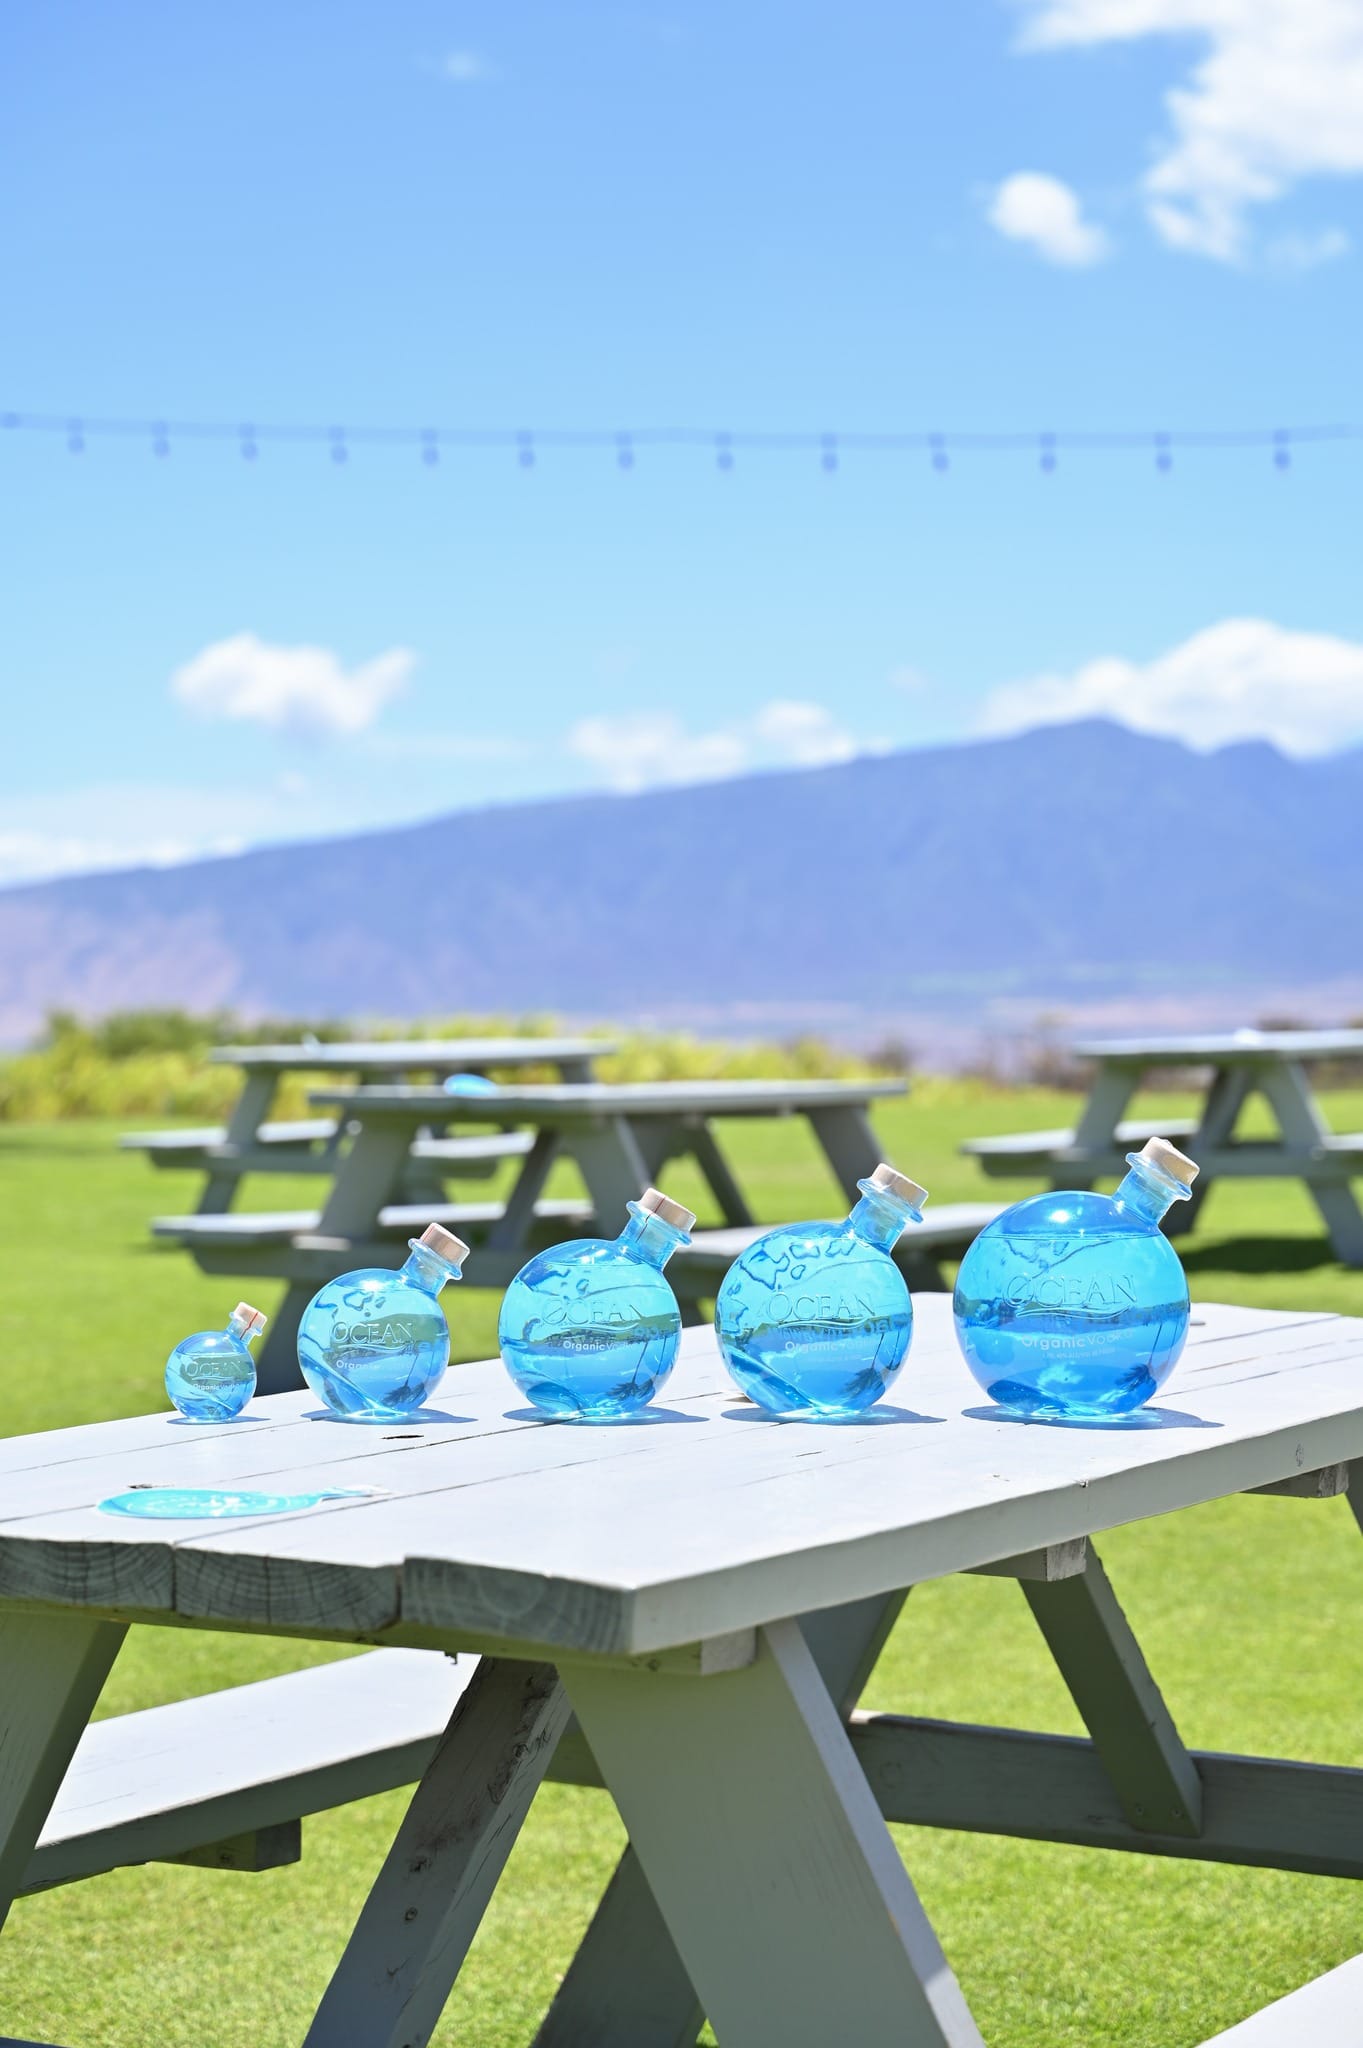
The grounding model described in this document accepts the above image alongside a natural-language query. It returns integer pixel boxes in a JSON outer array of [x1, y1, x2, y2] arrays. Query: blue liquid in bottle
[[165, 1302, 268, 1421], [715, 1164, 927, 1418], [953, 1136, 1199, 1419], [297, 1223, 468, 1421], [499, 1188, 695, 1421]]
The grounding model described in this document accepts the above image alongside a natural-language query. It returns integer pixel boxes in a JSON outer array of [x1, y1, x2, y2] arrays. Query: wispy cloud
[[987, 171, 1110, 265], [443, 48, 497, 82], [976, 617, 1363, 756], [171, 633, 414, 738], [567, 699, 858, 794], [1012, 0, 1363, 264]]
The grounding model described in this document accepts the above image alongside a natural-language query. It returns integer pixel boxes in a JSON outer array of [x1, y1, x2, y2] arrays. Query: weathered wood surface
[[152, 1195, 588, 1246], [308, 1077, 907, 1122], [564, 1620, 984, 2048], [207, 1036, 617, 1074], [303, 1657, 569, 2048], [1070, 1028, 1363, 1065], [24, 1648, 465, 1894], [0, 1301, 1358, 1658], [962, 1116, 1197, 1164], [1196, 1952, 1363, 2043]]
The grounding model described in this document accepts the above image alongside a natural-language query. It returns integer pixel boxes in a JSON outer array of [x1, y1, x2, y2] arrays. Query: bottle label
[[180, 1356, 230, 1383], [1005, 1273, 1136, 1317], [767, 1292, 890, 1331], [332, 1318, 416, 1350]]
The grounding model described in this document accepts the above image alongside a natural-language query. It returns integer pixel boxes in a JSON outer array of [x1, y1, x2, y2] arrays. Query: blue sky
[[5, 0, 1363, 881]]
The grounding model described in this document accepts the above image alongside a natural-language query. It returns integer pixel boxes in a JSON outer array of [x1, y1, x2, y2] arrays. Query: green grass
[[2, 1087, 1362, 2045]]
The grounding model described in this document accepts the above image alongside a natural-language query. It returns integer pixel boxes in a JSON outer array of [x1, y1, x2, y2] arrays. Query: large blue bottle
[[165, 1302, 268, 1421], [953, 1136, 1199, 1418], [715, 1163, 928, 1418], [498, 1188, 696, 1421], [297, 1222, 469, 1421]]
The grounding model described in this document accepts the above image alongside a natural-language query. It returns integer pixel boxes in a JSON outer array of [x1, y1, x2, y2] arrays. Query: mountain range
[[2, 718, 1361, 1048]]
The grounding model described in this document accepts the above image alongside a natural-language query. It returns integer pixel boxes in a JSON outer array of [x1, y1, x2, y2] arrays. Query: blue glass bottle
[[715, 1163, 928, 1418], [499, 1188, 695, 1421], [165, 1302, 268, 1422], [953, 1136, 1199, 1419], [442, 1072, 498, 1096], [297, 1222, 469, 1421]]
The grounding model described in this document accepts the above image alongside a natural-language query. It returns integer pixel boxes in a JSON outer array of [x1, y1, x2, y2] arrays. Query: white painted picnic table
[[3, 1295, 1363, 2045], [964, 1027, 1363, 1266], [162, 1074, 911, 1388], [123, 1035, 615, 1215]]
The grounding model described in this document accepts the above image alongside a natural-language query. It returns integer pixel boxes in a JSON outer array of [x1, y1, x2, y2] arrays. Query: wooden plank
[[1070, 1029, 1363, 1064], [163, 1819, 301, 1873], [967, 1539, 1088, 1581], [209, 1037, 617, 1072], [24, 1649, 465, 1894], [537, 1589, 907, 2048], [0, 1610, 125, 1927], [1260, 1058, 1363, 1266], [1251, 1464, 1350, 1498], [155, 1196, 589, 1247], [1022, 1548, 1202, 1836], [309, 1079, 906, 1121], [1197, 1954, 1363, 2043], [962, 1116, 1198, 1159], [302, 1658, 569, 2048], [565, 1619, 983, 2048], [842, 1714, 1363, 1880]]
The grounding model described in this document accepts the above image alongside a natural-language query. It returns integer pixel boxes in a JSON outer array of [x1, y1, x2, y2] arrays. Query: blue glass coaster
[[97, 1486, 382, 1520]]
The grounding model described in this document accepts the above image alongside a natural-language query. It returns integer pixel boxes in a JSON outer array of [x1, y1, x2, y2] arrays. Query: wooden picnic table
[[963, 1028, 1363, 1267], [3, 1295, 1363, 2044], [122, 1035, 615, 1215], [159, 1075, 929, 1389]]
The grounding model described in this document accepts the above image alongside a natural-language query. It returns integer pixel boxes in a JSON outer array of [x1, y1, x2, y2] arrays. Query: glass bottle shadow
[[302, 1405, 472, 1426], [720, 1403, 944, 1426], [961, 1403, 1220, 1432], [502, 1404, 704, 1427]]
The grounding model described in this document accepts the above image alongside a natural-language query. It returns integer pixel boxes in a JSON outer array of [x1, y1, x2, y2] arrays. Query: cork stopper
[[231, 1302, 268, 1341], [418, 1222, 471, 1268], [868, 1162, 929, 1212], [637, 1186, 697, 1233], [1137, 1136, 1199, 1189]]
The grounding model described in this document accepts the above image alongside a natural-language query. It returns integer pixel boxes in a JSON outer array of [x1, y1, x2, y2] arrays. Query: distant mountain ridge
[[2, 719, 1361, 1045]]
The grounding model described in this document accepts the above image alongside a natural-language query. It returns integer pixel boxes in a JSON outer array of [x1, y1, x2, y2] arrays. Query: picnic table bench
[[3, 1297, 1363, 2044], [122, 1035, 614, 1214], [157, 1075, 983, 1390], [963, 1029, 1363, 1266]]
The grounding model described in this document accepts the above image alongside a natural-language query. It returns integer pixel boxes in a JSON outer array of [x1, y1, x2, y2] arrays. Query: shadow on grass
[[1180, 1234, 1338, 1277]]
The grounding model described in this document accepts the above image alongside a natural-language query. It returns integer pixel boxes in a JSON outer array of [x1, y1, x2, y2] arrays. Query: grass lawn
[[2, 1082, 1362, 2045]]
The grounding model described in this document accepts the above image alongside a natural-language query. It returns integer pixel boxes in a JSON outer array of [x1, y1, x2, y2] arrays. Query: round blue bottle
[[165, 1301, 268, 1421], [297, 1223, 469, 1421], [499, 1188, 695, 1421], [953, 1136, 1199, 1419], [715, 1163, 928, 1418]]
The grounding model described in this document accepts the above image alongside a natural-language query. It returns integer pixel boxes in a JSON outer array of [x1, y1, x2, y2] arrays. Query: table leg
[[1260, 1060, 1363, 1267], [535, 1591, 906, 2048], [200, 1071, 277, 1214], [566, 1119, 652, 1222], [684, 1122, 754, 1227], [486, 1128, 561, 1254], [0, 1610, 126, 1929], [1163, 1063, 1252, 1239], [563, 1616, 981, 2048], [254, 1281, 314, 1398], [807, 1105, 882, 1204], [302, 1658, 569, 2048], [1070, 1062, 1140, 1161]]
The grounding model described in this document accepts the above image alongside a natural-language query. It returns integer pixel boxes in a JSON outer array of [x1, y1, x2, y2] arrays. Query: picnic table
[[963, 1028, 1363, 1266], [122, 1035, 615, 1214], [3, 1295, 1363, 2044], [153, 1073, 1007, 1391]]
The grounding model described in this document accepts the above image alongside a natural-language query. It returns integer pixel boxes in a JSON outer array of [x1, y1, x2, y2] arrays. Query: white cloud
[[1014, 0, 1363, 262], [0, 782, 305, 886], [444, 48, 495, 81], [171, 633, 414, 738], [566, 700, 859, 794], [987, 171, 1111, 264], [976, 617, 1363, 756]]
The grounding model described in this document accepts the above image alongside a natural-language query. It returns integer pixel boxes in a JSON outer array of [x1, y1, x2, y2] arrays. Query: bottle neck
[[618, 1206, 687, 1269], [848, 1185, 917, 1252], [1114, 1158, 1186, 1227], [400, 1243, 460, 1295], [225, 1309, 254, 1340]]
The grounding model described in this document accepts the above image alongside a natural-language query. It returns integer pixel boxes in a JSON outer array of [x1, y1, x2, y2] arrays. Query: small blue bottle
[[715, 1164, 928, 1418], [442, 1072, 498, 1096], [165, 1302, 268, 1422], [953, 1136, 1199, 1419], [499, 1188, 696, 1421], [297, 1222, 469, 1421]]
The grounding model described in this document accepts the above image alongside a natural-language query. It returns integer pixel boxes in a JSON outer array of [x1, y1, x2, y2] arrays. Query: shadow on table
[[302, 1406, 474, 1426], [962, 1404, 1220, 1432], [720, 1404, 945, 1426], [501, 1405, 705, 1426], [1180, 1233, 1336, 1276]]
